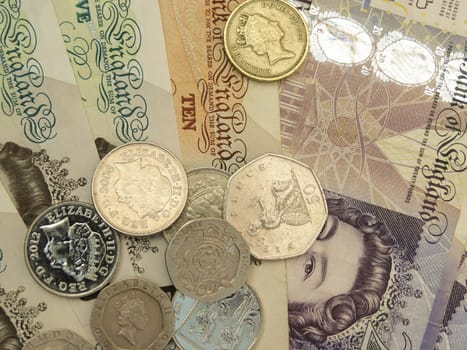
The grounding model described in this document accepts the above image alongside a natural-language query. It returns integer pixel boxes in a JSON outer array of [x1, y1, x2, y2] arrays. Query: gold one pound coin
[[224, 0, 309, 81]]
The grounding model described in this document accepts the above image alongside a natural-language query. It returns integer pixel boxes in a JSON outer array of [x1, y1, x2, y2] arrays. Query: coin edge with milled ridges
[[24, 201, 120, 298], [90, 277, 175, 350], [223, 0, 310, 82], [23, 329, 94, 350], [91, 141, 188, 236], [166, 218, 251, 302]]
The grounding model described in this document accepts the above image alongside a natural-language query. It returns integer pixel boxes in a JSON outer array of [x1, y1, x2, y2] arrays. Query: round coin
[[224, 153, 328, 259], [224, 0, 310, 81], [92, 142, 188, 236], [23, 329, 93, 350], [172, 284, 262, 350], [163, 168, 230, 242], [24, 201, 119, 297], [166, 218, 250, 302], [91, 278, 174, 350]]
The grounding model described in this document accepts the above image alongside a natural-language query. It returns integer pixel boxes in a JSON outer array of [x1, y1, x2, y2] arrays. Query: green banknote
[[279, 0, 467, 348]]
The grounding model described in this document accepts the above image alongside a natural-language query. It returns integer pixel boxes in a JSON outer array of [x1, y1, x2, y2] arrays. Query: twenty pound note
[[280, 0, 467, 348]]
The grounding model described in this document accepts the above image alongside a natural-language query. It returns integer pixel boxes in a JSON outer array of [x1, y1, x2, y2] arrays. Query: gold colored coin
[[224, 0, 310, 81], [224, 153, 328, 260], [92, 142, 188, 236]]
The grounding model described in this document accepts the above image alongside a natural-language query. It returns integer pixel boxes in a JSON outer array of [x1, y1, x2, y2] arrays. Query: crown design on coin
[[41, 218, 105, 282], [0, 286, 46, 342], [203, 225, 234, 247], [114, 158, 172, 218]]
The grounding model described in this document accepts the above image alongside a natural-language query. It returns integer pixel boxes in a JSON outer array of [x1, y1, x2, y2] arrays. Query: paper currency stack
[[0, 0, 466, 349]]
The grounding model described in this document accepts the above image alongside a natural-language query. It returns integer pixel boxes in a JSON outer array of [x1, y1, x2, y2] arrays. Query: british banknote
[[280, 0, 467, 348]]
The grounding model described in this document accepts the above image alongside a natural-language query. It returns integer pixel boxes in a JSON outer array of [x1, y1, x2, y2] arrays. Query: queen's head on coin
[[287, 197, 394, 344], [117, 299, 150, 346]]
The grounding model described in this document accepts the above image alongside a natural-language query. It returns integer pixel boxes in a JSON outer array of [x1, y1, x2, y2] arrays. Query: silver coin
[[166, 218, 250, 302], [163, 167, 230, 242], [23, 329, 93, 350], [24, 201, 120, 297], [172, 284, 262, 350], [91, 278, 175, 350]]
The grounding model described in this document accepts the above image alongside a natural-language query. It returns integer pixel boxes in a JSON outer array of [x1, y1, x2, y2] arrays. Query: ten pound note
[[279, 0, 467, 349]]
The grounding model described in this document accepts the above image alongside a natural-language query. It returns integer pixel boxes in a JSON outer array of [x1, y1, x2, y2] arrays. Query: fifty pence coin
[[23, 329, 94, 350], [224, 154, 328, 260], [24, 201, 119, 297], [166, 218, 250, 302], [91, 278, 175, 350], [172, 284, 262, 350], [92, 142, 188, 236], [163, 168, 230, 242], [224, 0, 309, 81]]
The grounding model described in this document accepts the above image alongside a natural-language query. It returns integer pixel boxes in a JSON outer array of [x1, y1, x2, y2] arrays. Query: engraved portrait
[[113, 158, 172, 218], [117, 299, 149, 346], [41, 218, 105, 282], [287, 196, 394, 346], [237, 13, 295, 65], [0, 306, 22, 350]]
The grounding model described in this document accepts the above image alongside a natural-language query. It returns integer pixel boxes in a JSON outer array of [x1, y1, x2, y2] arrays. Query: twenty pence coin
[[163, 167, 230, 242], [224, 153, 328, 259], [23, 329, 93, 350], [91, 278, 174, 350], [166, 218, 250, 302], [224, 0, 310, 81], [24, 201, 119, 298], [92, 142, 188, 236], [172, 284, 262, 350]]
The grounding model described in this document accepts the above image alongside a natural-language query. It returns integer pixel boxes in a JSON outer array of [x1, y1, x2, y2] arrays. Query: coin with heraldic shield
[[24, 201, 120, 297], [163, 168, 230, 242], [172, 283, 262, 350], [91, 278, 175, 350], [166, 218, 250, 302], [224, 0, 310, 81], [92, 142, 188, 236], [224, 154, 328, 259], [23, 329, 94, 350]]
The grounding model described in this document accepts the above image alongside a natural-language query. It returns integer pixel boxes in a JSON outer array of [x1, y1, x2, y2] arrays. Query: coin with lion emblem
[[92, 142, 188, 236]]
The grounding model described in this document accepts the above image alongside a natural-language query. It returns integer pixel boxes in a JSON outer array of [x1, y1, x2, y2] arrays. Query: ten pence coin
[[224, 0, 310, 81], [23, 329, 93, 350], [24, 201, 120, 297], [92, 142, 188, 236], [166, 218, 250, 302], [163, 168, 230, 242], [91, 278, 175, 350], [224, 153, 328, 260]]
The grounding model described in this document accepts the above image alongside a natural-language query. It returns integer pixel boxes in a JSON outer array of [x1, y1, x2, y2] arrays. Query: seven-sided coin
[[23, 329, 93, 350], [92, 142, 188, 236], [24, 201, 119, 297], [224, 153, 328, 259], [166, 218, 250, 302], [91, 278, 174, 350]]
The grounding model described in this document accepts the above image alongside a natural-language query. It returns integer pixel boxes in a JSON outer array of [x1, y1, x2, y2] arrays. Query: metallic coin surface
[[24, 201, 119, 297], [163, 168, 230, 242], [92, 142, 188, 236], [23, 329, 93, 350], [224, 0, 309, 81], [91, 278, 175, 350], [224, 153, 328, 259], [172, 284, 262, 350], [166, 218, 250, 302]]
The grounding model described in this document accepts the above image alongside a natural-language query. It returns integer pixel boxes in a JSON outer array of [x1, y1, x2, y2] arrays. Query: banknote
[[0, 184, 94, 347], [280, 0, 467, 348], [52, 0, 180, 158], [157, 0, 289, 348]]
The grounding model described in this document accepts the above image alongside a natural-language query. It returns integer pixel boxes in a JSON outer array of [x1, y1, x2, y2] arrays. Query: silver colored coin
[[163, 167, 230, 242], [24, 201, 119, 298], [91, 278, 175, 350], [172, 284, 262, 350], [166, 218, 250, 302], [92, 142, 188, 236], [224, 153, 328, 259], [23, 329, 93, 350]]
